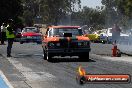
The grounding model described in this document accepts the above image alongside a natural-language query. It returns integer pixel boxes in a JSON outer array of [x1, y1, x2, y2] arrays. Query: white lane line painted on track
[[7, 58, 56, 82], [0, 70, 14, 88], [22, 72, 56, 81]]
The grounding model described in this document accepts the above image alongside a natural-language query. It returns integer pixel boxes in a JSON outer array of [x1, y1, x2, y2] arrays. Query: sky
[[81, 0, 103, 8]]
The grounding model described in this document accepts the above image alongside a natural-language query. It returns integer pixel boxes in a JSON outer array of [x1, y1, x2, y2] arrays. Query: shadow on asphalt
[[13, 54, 96, 63], [48, 58, 96, 63], [14, 53, 43, 58]]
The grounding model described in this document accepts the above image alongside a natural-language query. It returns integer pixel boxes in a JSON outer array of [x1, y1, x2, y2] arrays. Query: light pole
[[37, 0, 42, 24]]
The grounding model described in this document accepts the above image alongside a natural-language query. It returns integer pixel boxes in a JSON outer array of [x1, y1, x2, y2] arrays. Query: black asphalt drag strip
[[0, 42, 132, 88], [0, 54, 31, 88]]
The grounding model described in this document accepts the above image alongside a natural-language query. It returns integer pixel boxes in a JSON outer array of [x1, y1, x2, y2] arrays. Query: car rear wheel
[[42, 47, 47, 60], [47, 53, 53, 62], [79, 53, 89, 61], [43, 51, 47, 60]]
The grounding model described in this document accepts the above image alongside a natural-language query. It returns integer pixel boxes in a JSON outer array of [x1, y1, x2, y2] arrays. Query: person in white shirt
[[0, 23, 6, 45]]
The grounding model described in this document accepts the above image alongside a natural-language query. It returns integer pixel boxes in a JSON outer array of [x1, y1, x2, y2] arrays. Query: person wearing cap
[[0, 23, 6, 45], [6, 19, 16, 57]]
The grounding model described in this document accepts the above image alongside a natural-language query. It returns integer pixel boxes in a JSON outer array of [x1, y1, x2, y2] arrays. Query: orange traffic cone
[[112, 41, 118, 57]]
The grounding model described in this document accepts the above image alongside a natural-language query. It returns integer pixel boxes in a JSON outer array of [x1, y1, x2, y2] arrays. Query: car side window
[[48, 29, 53, 37], [46, 28, 49, 35]]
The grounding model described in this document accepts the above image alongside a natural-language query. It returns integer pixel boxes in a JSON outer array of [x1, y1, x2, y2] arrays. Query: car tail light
[[48, 42, 60, 48], [78, 41, 90, 47]]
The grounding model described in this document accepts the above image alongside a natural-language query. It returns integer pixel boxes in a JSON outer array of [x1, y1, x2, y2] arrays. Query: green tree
[[0, 0, 23, 24], [22, 0, 81, 25], [40, 0, 81, 25], [116, 0, 132, 17], [101, 0, 132, 28], [101, 0, 119, 27], [71, 6, 105, 29]]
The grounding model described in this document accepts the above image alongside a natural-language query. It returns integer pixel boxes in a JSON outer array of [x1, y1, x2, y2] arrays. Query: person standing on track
[[6, 19, 16, 57], [0, 23, 6, 45], [111, 24, 121, 43]]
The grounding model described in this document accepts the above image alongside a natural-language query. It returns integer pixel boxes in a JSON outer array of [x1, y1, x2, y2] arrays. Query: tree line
[[0, 0, 132, 29], [72, 0, 132, 30]]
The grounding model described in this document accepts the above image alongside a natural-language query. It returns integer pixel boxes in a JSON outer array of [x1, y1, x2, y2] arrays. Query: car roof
[[48, 26, 80, 29], [24, 27, 37, 29]]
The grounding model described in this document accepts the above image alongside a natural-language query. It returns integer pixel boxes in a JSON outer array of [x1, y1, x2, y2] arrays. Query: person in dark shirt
[[111, 24, 121, 43]]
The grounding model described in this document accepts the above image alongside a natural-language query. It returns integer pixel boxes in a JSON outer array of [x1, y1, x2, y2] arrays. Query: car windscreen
[[48, 28, 83, 37], [23, 28, 38, 33]]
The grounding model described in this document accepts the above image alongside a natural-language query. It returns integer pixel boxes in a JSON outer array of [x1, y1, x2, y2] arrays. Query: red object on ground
[[112, 43, 118, 57]]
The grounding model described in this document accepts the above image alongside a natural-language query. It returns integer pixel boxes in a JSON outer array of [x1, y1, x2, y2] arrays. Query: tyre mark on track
[[7, 57, 56, 82]]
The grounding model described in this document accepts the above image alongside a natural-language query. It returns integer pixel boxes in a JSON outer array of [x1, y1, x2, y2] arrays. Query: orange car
[[42, 26, 91, 61]]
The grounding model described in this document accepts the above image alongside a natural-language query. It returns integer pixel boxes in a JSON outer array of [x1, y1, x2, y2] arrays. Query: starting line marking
[[0, 70, 14, 88], [7, 57, 56, 82]]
